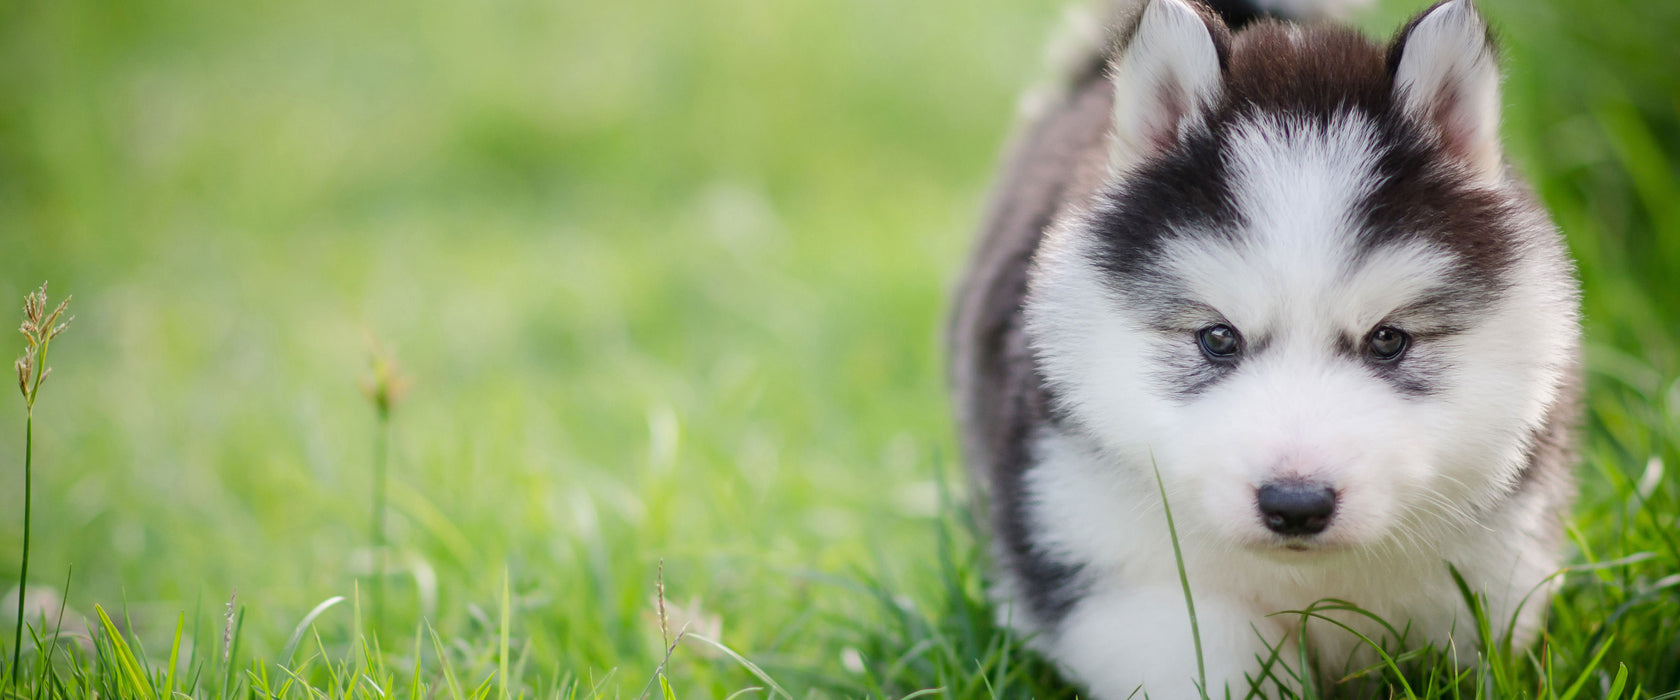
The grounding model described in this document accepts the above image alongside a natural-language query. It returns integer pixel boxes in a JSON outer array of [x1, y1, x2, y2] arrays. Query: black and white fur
[[949, 0, 1581, 696]]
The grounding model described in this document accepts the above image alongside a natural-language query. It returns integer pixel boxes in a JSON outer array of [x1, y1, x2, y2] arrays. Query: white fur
[[1108, 0, 1223, 172], [1016, 110, 1578, 698], [1394, 0, 1505, 182]]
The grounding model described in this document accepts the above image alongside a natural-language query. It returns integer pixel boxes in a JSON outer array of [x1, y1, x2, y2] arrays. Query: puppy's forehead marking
[[1160, 113, 1453, 333], [1224, 112, 1381, 256]]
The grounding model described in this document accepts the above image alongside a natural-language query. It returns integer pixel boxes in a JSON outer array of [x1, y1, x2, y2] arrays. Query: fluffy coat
[[948, 0, 1581, 696]]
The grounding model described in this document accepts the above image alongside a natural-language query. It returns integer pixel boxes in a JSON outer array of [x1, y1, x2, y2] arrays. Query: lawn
[[0, 0, 1677, 697]]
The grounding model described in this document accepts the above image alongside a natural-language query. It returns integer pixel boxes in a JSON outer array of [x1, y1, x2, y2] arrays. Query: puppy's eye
[[1368, 326, 1409, 361], [1198, 324, 1240, 359]]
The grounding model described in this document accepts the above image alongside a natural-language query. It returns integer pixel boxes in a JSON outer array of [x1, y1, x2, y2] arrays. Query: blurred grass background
[[1, 0, 1678, 695]]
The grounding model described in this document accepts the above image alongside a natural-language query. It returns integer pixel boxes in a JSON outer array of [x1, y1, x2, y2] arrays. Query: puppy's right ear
[[1108, 0, 1228, 172]]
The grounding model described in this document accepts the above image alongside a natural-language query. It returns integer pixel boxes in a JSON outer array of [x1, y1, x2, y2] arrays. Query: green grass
[[1, 0, 1678, 696]]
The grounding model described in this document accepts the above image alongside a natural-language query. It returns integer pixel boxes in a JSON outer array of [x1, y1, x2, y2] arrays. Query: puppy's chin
[[1247, 537, 1339, 558], [1228, 525, 1373, 560]]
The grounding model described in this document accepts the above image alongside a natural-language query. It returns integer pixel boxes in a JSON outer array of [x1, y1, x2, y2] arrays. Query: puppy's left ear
[[1107, 0, 1229, 173], [1390, 0, 1503, 182]]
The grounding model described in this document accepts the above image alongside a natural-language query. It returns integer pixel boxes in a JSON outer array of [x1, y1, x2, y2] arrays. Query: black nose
[[1257, 482, 1336, 536]]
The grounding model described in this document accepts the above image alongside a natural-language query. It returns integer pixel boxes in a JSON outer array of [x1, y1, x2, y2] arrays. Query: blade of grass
[[281, 597, 347, 669], [92, 606, 153, 700], [32, 565, 72, 700], [499, 568, 510, 700], [425, 622, 465, 700], [1152, 461, 1207, 699], [1556, 634, 1615, 700], [1604, 664, 1628, 700], [683, 636, 791, 700], [11, 408, 32, 691], [1274, 604, 1417, 699], [409, 621, 424, 700], [163, 613, 183, 699]]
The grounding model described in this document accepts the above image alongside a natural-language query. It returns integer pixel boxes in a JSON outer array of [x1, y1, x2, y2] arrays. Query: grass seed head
[[361, 334, 409, 416], [222, 588, 237, 663], [15, 282, 72, 409]]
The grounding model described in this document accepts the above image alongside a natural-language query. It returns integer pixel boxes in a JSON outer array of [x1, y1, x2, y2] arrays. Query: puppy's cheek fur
[[1421, 262, 1580, 507], [1028, 218, 1172, 463]]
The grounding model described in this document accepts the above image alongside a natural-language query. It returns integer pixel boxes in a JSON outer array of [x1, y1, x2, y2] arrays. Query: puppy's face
[[1024, 0, 1578, 554]]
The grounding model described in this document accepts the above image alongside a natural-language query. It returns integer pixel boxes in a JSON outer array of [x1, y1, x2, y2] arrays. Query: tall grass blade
[[1152, 462, 1207, 699], [426, 622, 465, 700], [32, 565, 73, 700], [683, 635, 791, 699], [11, 285, 71, 691], [11, 411, 32, 690], [499, 568, 511, 700], [1605, 664, 1628, 700], [1276, 604, 1417, 699], [409, 621, 425, 700], [1557, 637, 1614, 700], [92, 606, 153, 700], [372, 402, 389, 633], [164, 613, 183, 698], [281, 596, 347, 668]]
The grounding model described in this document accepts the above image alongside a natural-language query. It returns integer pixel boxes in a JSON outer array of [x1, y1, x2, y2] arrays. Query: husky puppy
[[948, 0, 1581, 696]]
